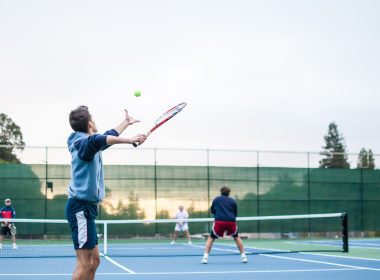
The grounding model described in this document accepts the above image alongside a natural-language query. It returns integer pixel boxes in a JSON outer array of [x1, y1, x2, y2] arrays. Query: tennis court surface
[[0, 214, 379, 279], [0, 240, 380, 280]]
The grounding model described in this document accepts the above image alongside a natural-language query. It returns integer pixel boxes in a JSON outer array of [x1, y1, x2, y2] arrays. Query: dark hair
[[220, 186, 231, 196], [69, 106, 91, 133]]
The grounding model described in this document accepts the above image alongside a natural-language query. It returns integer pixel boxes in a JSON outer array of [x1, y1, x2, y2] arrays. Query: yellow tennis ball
[[134, 90, 141, 97]]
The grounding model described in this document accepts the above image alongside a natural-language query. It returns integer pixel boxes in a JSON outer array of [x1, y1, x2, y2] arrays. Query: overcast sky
[[1, 0, 379, 155]]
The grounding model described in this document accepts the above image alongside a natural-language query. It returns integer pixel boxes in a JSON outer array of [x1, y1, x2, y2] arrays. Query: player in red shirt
[[0, 198, 17, 250]]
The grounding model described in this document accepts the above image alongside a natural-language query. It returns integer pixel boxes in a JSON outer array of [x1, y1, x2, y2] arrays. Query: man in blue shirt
[[201, 186, 247, 264], [65, 106, 146, 280]]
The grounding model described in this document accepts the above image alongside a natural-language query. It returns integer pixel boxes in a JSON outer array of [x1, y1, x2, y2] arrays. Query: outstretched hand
[[131, 134, 147, 146], [125, 109, 140, 125]]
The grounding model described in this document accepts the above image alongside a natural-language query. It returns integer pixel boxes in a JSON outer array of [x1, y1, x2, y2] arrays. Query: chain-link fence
[[0, 146, 379, 234]]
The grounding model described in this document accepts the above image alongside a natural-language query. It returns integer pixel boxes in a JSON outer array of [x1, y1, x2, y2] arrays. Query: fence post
[[360, 168, 364, 233], [154, 148, 158, 236], [256, 151, 260, 234], [103, 221, 108, 255], [44, 147, 48, 239], [207, 149, 211, 231], [307, 152, 311, 236]]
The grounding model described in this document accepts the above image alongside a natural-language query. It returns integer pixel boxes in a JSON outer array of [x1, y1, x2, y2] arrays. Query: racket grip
[[133, 132, 149, 147]]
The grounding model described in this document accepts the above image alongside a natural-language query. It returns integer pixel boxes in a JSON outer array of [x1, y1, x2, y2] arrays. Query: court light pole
[[44, 147, 53, 240], [256, 151, 260, 235], [44, 147, 48, 239]]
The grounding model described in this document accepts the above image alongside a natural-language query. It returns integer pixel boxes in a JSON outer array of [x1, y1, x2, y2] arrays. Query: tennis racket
[[133, 102, 187, 147], [9, 224, 16, 236]]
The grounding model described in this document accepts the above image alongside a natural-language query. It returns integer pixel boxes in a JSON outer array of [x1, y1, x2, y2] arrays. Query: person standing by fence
[[0, 198, 17, 250]]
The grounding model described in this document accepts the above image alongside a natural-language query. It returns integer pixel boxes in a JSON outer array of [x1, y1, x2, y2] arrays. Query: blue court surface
[[0, 240, 379, 280]]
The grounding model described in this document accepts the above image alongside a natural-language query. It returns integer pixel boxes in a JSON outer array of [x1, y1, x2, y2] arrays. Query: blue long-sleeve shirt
[[67, 129, 119, 203], [211, 195, 238, 222]]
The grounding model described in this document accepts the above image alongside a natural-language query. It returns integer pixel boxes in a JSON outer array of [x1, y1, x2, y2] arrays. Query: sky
[[1, 0, 380, 157]]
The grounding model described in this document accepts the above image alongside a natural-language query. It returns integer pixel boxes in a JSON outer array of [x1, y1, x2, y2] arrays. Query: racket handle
[[133, 132, 150, 148]]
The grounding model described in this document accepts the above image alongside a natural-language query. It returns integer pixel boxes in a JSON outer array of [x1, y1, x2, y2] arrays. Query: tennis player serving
[[202, 186, 248, 264], [65, 106, 146, 280]]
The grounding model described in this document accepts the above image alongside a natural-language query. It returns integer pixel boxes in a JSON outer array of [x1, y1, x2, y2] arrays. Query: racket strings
[[154, 103, 186, 125]]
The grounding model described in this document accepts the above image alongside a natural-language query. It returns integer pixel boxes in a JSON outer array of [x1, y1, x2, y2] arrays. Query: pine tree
[[368, 149, 376, 169], [319, 122, 350, 168], [357, 148, 369, 169], [357, 148, 376, 169]]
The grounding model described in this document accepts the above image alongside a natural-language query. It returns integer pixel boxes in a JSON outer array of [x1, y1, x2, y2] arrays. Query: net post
[[342, 213, 349, 253], [104, 221, 108, 255], [207, 149, 211, 232]]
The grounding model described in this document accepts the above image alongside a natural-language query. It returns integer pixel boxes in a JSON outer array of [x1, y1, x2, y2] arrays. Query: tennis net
[[0, 213, 348, 258]]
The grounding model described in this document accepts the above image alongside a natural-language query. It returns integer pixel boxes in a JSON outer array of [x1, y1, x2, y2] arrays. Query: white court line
[[350, 242, 380, 246], [185, 243, 240, 253], [186, 243, 288, 254], [101, 254, 136, 274], [184, 243, 380, 272], [0, 268, 361, 277], [262, 254, 380, 272], [287, 241, 342, 248], [112, 268, 360, 275], [301, 252, 380, 262], [224, 242, 380, 262], [349, 245, 380, 250], [218, 244, 380, 269]]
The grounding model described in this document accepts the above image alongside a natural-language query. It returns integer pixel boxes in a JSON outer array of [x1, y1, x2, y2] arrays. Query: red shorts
[[211, 221, 238, 238]]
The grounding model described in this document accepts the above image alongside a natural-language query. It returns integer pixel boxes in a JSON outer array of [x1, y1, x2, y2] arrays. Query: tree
[[0, 113, 25, 163], [368, 150, 376, 169], [319, 122, 350, 168], [101, 191, 145, 219], [357, 148, 376, 169], [357, 148, 368, 169]]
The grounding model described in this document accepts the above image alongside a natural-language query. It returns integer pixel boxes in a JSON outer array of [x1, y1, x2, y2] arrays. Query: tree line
[[319, 122, 375, 169], [0, 112, 376, 169]]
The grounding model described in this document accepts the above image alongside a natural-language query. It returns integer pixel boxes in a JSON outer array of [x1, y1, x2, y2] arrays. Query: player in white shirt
[[170, 205, 192, 245]]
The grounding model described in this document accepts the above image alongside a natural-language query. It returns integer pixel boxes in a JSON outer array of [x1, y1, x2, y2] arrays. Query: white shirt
[[175, 210, 189, 224]]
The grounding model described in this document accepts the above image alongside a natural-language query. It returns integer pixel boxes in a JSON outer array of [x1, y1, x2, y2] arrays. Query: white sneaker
[[201, 257, 208, 264], [170, 241, 175, 245], [13, 244, 18, 250], [241, 256, 248, 263], [188, 241, 192, 245]]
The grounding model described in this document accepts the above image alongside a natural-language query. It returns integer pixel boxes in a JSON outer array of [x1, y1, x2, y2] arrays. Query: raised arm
[[75, 133, 146, 161], [106, 134, 146, 146], [113, 109, 140, 135]]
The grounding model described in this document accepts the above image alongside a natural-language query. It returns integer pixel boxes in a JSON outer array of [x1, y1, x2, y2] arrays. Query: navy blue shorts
[[65, 198, 98, 250]]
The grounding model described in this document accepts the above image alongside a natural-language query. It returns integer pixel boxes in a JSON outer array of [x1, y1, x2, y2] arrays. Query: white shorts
[[175, 223, 189, 232]]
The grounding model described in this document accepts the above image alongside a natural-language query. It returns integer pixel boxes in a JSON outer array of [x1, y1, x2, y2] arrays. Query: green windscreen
[[0, 164, 379, 233]]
